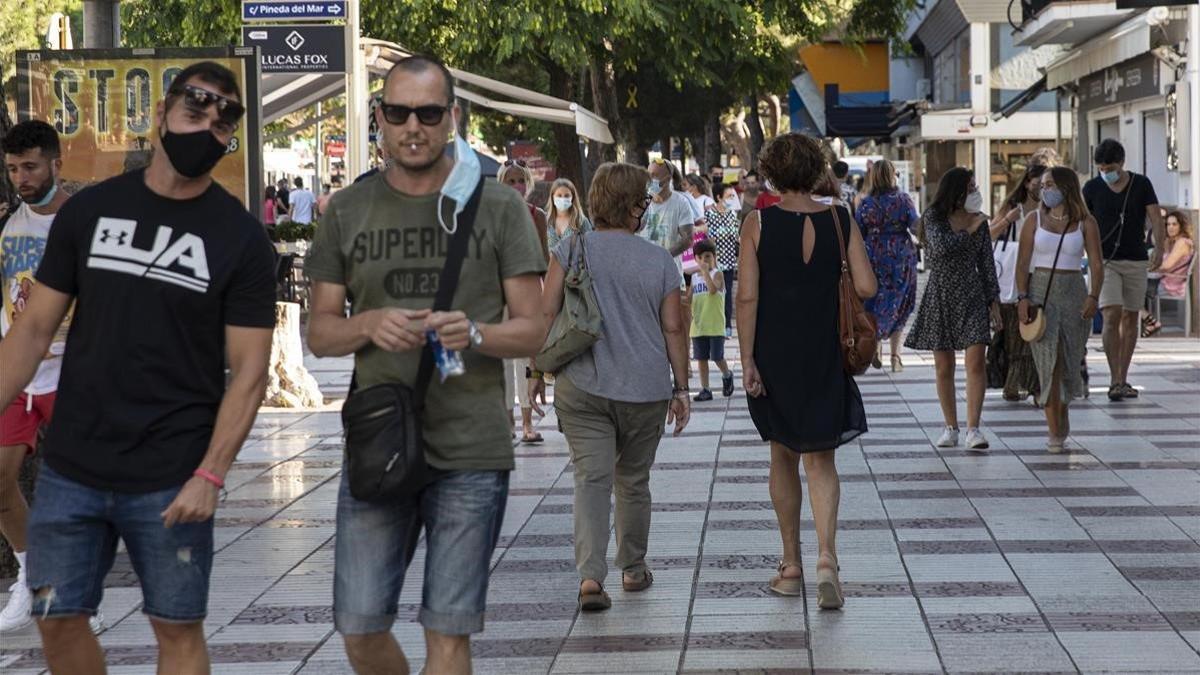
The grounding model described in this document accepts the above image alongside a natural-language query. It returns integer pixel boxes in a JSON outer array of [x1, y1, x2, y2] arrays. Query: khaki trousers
[[554, 375, 668, 584]]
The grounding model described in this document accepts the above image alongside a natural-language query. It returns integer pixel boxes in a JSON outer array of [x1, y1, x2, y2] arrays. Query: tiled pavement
[[1, 336, 1197, 674]]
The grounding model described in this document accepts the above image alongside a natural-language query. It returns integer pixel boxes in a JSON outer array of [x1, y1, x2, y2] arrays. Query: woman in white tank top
[[1014, 168, 1105, 453]]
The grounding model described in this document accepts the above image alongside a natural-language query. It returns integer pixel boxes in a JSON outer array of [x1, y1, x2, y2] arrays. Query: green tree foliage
[[120, 0, 241, 48], [1, 0, 83, 100]]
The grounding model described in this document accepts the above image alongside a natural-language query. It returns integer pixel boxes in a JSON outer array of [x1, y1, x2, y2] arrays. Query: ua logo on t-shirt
[[86, 217, 211, 293]]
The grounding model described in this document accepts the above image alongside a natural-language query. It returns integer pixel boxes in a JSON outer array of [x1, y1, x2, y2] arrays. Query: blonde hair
[[497, 160, 535, 197], [545, 178, 583, 231], [867, 159, 898, 196], [589, 162, 649, 231]]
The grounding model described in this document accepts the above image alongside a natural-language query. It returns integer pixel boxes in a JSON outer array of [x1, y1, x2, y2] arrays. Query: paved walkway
[[2, 336, 1198, 674]]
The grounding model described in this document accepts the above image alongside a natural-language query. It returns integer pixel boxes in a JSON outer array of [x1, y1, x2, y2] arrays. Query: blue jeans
[[333, 469, 509, 636], [27, 465, 214, 622]]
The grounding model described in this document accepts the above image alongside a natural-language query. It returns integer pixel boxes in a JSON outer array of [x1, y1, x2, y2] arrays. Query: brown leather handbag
[[830, 206, 878, 375]]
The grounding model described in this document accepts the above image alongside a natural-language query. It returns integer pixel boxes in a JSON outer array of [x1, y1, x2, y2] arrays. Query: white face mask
[[723, 197, 740, 211], [553, 195, 573, 211], [437, 112, 482, 235], [964, 190, 984, 214]]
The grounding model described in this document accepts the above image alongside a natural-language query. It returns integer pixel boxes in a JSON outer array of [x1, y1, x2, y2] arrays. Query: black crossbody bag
[[341, 178, 484, 503]]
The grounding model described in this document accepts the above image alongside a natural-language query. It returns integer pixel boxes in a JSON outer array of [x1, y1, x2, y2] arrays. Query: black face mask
[[160, 121, 228, 178]]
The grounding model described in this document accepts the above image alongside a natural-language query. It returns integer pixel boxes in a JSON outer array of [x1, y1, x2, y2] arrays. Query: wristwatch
[[466, 321, 484, 350], [1017, 293, 1030, 301]]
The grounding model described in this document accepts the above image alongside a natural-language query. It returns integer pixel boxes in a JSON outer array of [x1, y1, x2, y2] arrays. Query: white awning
[[260, 38, 614, 145], [360, 39, 613, 144], [1045, 16, 1150, 89]]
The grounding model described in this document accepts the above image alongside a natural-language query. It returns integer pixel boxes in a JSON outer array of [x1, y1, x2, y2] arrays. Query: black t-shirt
[[36, 169, 277, 492], [276, 186, 290, 214], [1082, 172, 1158, 261]]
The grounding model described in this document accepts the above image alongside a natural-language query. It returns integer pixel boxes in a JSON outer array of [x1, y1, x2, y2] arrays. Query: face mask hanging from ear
[[437, 111, 482, 235], [24, 182, 58, 208]]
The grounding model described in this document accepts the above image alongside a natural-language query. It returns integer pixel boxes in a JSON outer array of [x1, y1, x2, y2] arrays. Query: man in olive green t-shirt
[[304, 55, 545, 675]]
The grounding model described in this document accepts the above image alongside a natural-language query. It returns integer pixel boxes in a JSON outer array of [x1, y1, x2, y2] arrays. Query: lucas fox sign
[[242, 25, 346, 74]]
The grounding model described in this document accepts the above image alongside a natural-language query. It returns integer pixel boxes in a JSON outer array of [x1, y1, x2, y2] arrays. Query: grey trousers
[[554, 375, 669, 584]]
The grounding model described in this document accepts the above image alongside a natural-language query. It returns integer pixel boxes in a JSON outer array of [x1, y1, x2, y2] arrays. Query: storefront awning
[[1044, 17, 1149, 89], [361, 39, 613, 144], [260, 39, 614, 145], [993, 76, 1048, 120]]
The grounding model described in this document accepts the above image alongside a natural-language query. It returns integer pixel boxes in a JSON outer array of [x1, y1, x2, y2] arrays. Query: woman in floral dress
[[854, 159, 919, 371]]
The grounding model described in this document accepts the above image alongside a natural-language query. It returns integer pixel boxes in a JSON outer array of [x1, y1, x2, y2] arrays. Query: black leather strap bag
[[340, 178, 484, 503]]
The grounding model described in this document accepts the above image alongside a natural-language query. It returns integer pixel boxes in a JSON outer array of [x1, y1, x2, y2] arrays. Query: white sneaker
[[0, 580, 32, 632], [90, 612, 104, 634], [935, 427, 959, 447], [965, 428, 989, 451]]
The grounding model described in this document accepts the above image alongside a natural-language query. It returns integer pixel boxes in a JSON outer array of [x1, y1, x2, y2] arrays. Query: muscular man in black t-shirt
[[1082, 139, 1166, 401], [0, 61, 276, 672]]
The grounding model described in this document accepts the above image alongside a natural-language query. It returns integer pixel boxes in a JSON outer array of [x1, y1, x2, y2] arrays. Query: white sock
[[14, 551, 26, 579]]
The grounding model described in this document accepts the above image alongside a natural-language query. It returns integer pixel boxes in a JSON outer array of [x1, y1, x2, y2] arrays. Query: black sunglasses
[[380, 103, 451, 126], [503, 158, 528, 168], [170, 84, 245, 124]]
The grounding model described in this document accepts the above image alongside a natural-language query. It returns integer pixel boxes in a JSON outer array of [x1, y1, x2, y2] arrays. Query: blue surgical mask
[[647, 178, 662, 197], [1041, 187, 1064, 208], [1101, 170, 1121, 185], [437, 113, 481, 235], [24, 181, 58, 208], [553, 196, 573, 211]]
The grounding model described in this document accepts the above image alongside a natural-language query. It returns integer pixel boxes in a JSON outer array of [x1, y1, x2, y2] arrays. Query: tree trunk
[[722, 110, 753, 173], [264, 302, 323, 408], [745, 94, 765, 169], [764, 94, 782, 138], [547, 61, 585, 194], [703, 113, 722, 171], [587, 51, 622, 165], [0, 108, 14, 207]]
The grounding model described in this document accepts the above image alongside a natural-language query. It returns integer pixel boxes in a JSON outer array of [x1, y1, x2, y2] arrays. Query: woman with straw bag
[[1015, 167, 1104, 453]]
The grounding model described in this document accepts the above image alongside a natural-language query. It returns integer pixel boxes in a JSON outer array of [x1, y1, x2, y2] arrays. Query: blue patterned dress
[[854, 190, 919, 338]]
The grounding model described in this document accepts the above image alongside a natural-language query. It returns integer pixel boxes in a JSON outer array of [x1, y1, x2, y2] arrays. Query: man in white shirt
[[288, 176, 317, 225], [0, 120, 73, 633]]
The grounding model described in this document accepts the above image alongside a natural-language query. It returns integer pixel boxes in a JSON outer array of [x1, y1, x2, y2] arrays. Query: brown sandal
[[578, 582, 611, 611], [622, 569, 654, 592], [768, 561, 804, 596]]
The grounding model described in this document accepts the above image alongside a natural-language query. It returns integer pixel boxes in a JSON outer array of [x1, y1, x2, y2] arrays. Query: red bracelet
[[193, 469, 225, 489]]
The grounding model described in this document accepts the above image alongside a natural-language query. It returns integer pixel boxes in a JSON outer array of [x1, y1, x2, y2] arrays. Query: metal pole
[[344, 0, 368, 181], [82, 0, 120, 48], [1055, 88, 1063, 160], [315, 101, 323, 191]]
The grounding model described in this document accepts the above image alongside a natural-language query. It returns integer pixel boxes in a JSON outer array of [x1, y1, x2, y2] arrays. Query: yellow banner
[[23, 55, 251, 206]]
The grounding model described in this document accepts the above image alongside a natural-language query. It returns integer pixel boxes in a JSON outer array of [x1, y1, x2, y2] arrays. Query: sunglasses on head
[[503, 158, 529, 168], [171, 84, 245, 124], [379, 103, 451, 126]]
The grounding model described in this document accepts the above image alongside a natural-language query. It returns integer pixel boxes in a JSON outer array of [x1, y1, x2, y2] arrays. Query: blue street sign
[[242, 1, 346, 22]]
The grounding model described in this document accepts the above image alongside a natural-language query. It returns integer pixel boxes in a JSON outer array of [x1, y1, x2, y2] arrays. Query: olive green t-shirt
[[305, 173, 547, 471]]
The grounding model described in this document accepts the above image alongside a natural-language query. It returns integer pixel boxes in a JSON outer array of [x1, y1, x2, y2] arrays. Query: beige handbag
[[1020, 224, 1070, 343]]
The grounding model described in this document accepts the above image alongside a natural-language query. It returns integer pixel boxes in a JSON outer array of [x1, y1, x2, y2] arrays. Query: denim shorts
[[27, 464, 214, 622], [333, 468, 509, 636]]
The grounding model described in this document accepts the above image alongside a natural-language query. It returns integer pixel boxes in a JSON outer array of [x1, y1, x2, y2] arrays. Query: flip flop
[[521, 433, 544, 444]]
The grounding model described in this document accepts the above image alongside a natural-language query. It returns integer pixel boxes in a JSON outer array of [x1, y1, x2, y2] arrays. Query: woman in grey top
[[538, 162, 691, 612]]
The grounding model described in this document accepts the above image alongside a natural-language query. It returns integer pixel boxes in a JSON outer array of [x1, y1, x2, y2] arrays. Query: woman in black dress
[[738, 134, 877, 609], [905, 168, 1002, 452]]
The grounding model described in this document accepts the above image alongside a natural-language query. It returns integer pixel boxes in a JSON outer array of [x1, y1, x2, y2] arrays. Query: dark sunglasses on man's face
[[171, 84, 245, 125], [380, 103, 451, 126]]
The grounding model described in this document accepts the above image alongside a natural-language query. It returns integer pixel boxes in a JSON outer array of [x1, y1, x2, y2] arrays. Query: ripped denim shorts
[[27, 464, 214, 622]]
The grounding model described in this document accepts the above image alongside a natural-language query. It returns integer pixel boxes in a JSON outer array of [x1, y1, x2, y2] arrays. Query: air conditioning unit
[[916, 78, 932, 101]]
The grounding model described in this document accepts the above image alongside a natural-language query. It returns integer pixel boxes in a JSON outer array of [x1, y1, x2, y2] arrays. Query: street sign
[[242, 1, 346, 22], [242, 25, 345, 73]]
